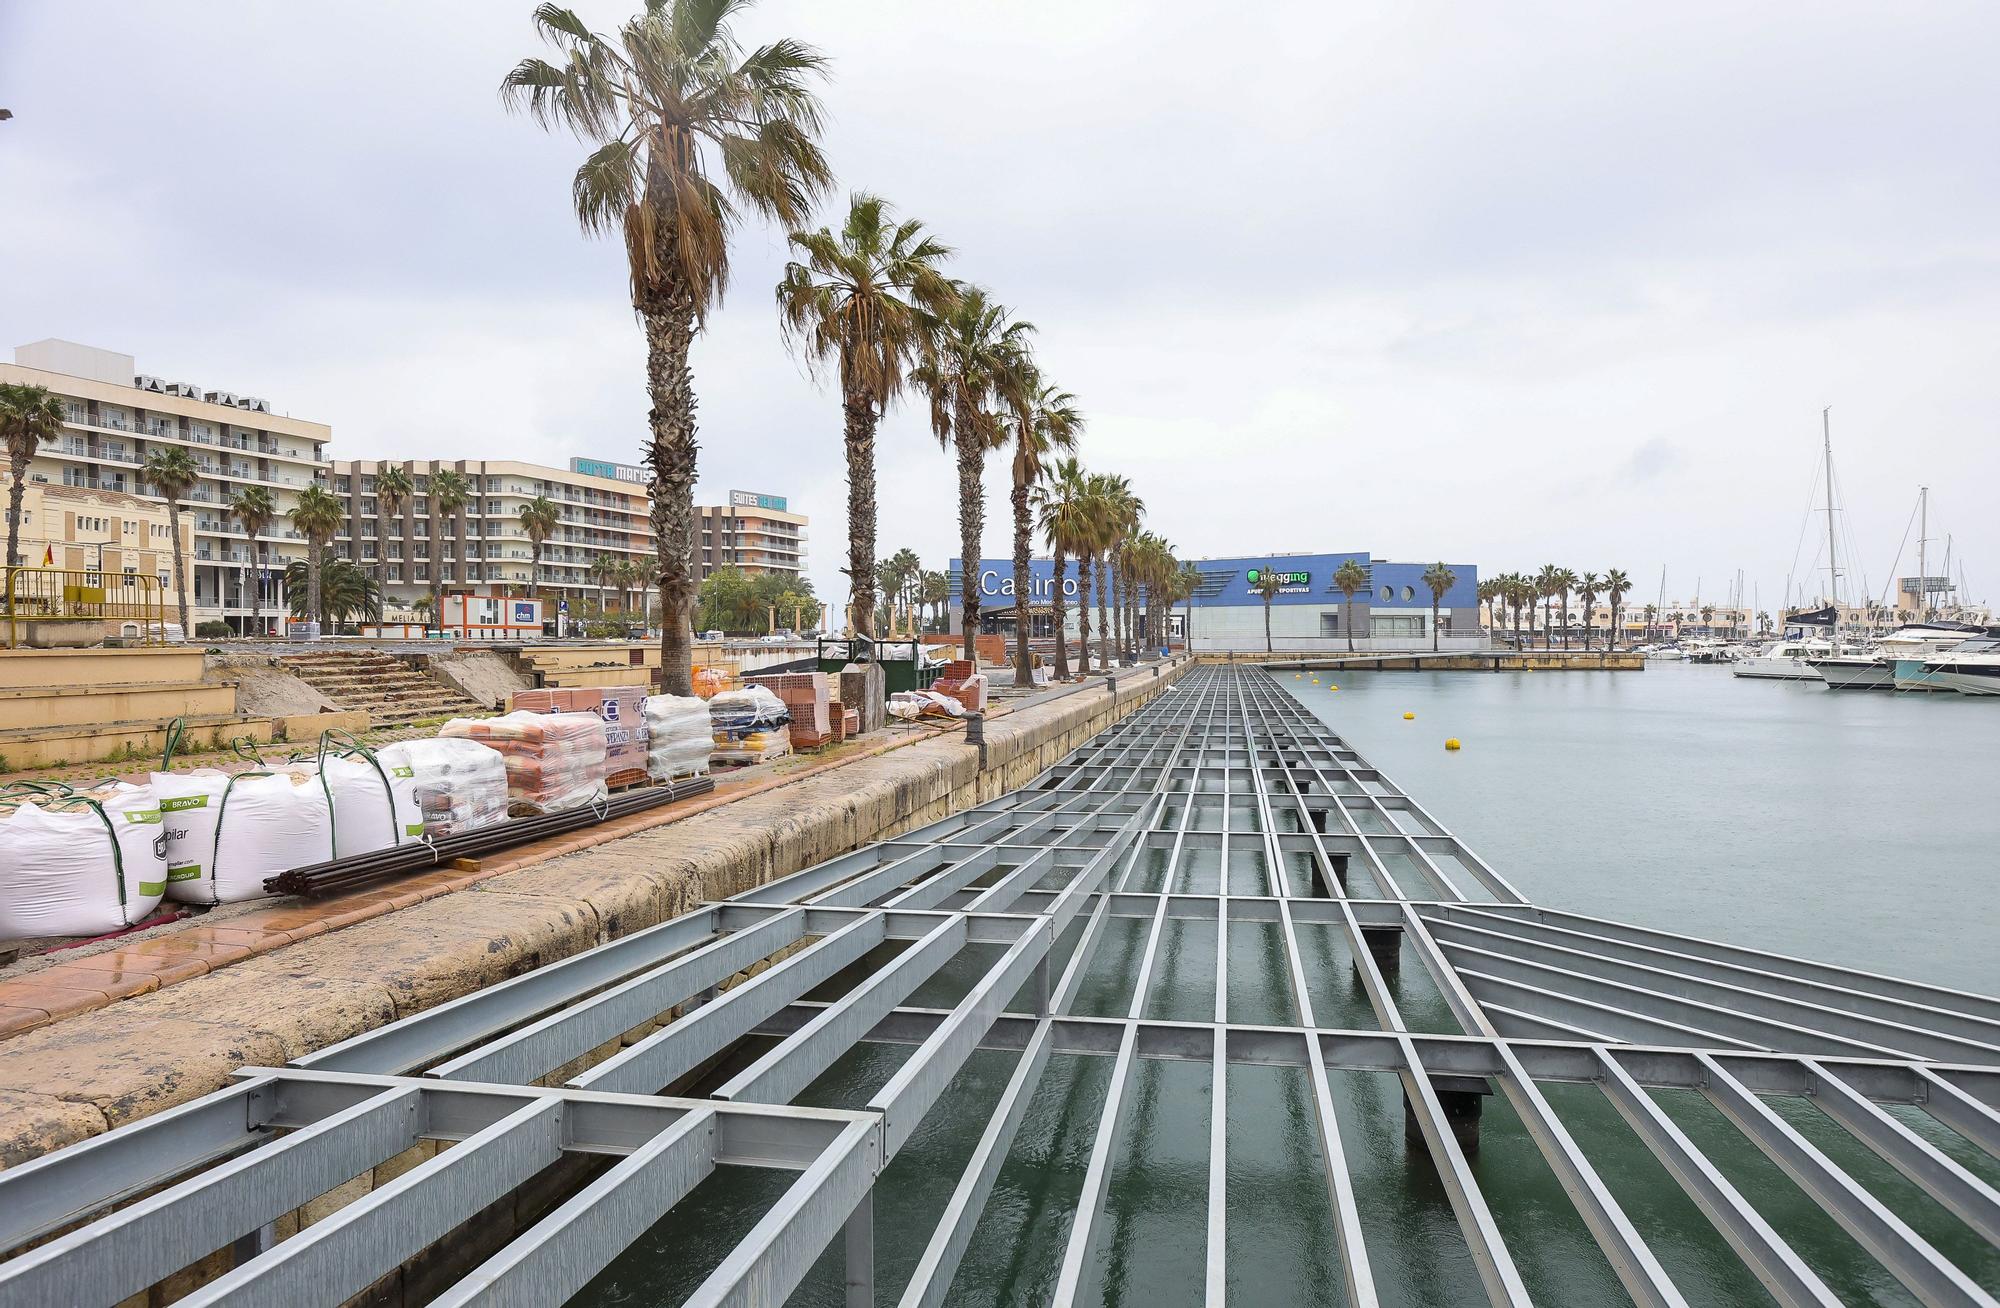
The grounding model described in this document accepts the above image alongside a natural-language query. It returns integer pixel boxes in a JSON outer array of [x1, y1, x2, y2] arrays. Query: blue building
[[949, 552, 1482, 652]]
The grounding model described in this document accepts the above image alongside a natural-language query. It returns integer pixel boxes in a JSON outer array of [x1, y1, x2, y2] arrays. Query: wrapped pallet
[[441, 711, 608, 815], [154, 767, 336, 904], [377, 737, 509, 838], [0, 782, 167, 938], [708, 686, 791, 766], [643, 693, 712, 781]]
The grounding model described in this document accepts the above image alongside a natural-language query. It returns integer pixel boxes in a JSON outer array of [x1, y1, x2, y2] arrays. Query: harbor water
[[574, 662, 2000, 1307]]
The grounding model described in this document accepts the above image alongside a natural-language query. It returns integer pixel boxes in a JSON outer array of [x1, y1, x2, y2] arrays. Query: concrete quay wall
[[0, 661, 1184, 1176]]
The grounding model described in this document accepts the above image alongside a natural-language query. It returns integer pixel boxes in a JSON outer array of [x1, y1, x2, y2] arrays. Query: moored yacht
[[1732, 638, 1832, 680], [1917, 638, 2000, 697], [1813, 623, 1983, 690]]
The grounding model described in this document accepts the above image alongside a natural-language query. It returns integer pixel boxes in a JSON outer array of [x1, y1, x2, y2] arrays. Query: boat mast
[[1823, 407, 1839, 649], [1917, 486, 1929, 620]]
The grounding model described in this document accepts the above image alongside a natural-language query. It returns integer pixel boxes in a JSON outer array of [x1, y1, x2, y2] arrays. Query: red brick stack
[[931, 660, 988, 713], [745, 671, 833, 750], [510, 687, 601, 713]]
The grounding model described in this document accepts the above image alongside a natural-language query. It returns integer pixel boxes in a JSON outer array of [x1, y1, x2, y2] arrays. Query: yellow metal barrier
[[2, 566, 166, 648]]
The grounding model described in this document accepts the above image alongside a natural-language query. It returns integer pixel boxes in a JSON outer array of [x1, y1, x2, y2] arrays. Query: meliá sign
[[1246, 569, 1310, 587]]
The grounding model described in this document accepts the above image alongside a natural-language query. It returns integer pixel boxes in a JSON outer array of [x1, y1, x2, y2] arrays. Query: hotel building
[[3, 339, 329, 634]]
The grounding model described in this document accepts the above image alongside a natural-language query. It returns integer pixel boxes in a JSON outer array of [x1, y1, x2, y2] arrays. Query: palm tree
[[372, 463, 412, 627], [287, 484, 345, 633], [1004, 370, 1081, 682], [228, 486, 276, 636], [1, 383, 65, 569], [777, 192, 956, 642], [1254, 566, 1282, 654], [429, 468, 471, 631], [1034, 456, 1091, 679], [1641, 601, 1657, 643], [911, 286, 1034, 660], [517, 495, 560, 607], [504, 0, 831, 693], [1532, 565, 1561, 649], [1475, 577, 1503, 636], [1176, 561, 1202, 649], [1080, 473, 1119, 672], [875, 547, 920, 634], [1507, 573, 1534, 650], [142, 448, 199, 636], [1701, 604, 1715, 635], [1574, 571, 1601, 649], [1604, 569, 1631, 649], [285, 557, 379, 629], [1421, 562, 1457, 653], [1092, 475, 1141, 658], [1333, 558, 1369, 653]]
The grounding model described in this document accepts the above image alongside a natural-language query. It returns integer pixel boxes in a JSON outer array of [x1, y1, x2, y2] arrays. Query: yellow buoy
[[1403, 711, 1415, 720], [1328, 684, 1338, 691], [1445, 738, 1462, 751]]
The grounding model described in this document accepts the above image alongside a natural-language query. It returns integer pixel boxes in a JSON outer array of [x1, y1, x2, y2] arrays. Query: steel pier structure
[[2, 665, 1998, 1306]]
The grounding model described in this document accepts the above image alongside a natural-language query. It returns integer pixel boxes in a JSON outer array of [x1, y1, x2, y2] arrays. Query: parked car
[[700, 630, 724, 642]]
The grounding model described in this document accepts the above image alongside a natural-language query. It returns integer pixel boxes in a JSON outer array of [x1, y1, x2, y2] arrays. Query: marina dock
[[0, 664, 1993, 1305]]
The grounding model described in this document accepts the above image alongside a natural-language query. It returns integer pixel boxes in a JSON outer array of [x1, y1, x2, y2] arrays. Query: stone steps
[[278, 651, 485, 727]]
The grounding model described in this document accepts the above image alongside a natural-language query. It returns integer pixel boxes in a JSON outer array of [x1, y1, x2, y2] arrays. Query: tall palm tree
[[1642, 601, 1657, 643], [517, 495, 560, 608], [1476, 577, 1503, 635], [912, 285, 1033, 659], [1034, 456, 1091, 679], [1080, 473, 1118, 672], [429, 468, 471, 632], [1, 383, 65, 570], [1553, 567, 1578, 649], [777, 192, 956, 641], [1255, 566, 1281, 654], [372, 464, 412, 626], [287, 484, 345, 633], [228, 485, 276, 637], [1094, 475, 1141, 658], [1176, 561, 1202, 649], [1333, 558, 1369, 653], [1421, 562, 1457, 653], [1511, 574, 1537, 650], [142, 448, 199, 637], [1605, 569, 1631, 649], [1004, 370, 1081, 682], [1574, 571, 1602, 649], [504, 0, 831, 693], [1533, 565, 1562, 649]]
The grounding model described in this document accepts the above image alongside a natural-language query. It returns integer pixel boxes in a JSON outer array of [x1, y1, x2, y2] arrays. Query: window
[[1370, 614, 1423, 637], [1378, 585, 1392, 602], [1318, 612, 1341, 637], [1401, 585, 1416, 601]]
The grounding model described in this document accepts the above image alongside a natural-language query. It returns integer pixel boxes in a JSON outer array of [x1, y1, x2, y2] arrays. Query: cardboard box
[[590, 684, 651, 780]]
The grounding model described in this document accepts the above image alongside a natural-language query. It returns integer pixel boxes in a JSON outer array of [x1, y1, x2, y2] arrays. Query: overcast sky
[[4, 1, 1996, 610]]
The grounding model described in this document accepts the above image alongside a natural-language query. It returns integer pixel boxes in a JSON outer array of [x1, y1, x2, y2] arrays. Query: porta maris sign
[[976, 568, 1081, 601]]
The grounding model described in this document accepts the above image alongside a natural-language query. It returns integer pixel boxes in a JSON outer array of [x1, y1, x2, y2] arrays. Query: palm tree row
[[505, 0, 1164, 691], [1480, 567, 1633, 649]]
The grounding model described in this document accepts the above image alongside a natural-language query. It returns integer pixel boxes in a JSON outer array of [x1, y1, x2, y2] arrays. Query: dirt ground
[[202, 652, 336, 717], [426, 650, 530, 710]]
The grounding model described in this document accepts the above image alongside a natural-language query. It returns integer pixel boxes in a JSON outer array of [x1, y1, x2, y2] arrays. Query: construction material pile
[[0, 781, 167, 937], [643, 694, 712, 781], [745, 672, 831, 749], [708, 685, 791, 765], [441, 712, 609, 815], [152, 767, 338, 904], [378, 737, 510, 838], [932, 660, 990, 712]]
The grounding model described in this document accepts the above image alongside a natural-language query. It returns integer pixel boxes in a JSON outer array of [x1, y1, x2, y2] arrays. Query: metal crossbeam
[[2, 663, 1996, 1308]]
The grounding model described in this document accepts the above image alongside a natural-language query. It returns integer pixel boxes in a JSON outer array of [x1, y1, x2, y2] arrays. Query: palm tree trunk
[[1076, 552, 1092, 675], [639, 297, 699, 696], [1345, 595, 1356, 652], [1095, 554, 1110, 671], [1264, 599, 1272, 654], [954, 419, 983, 662], [249, 532, 263, 635], [1010, 451, 1033, 684], [306, 538, 323, 630], [167, 502, 191, 636], [844, 393, 877, 641], [1432, 600, 1441, 652], [1050, 549, 1070, 680], [6, 469, 25, 570], [1111, 557, 1124, 655]]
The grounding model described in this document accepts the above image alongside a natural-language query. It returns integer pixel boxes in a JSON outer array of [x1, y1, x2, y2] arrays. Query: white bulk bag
[[0, 783, 167, 937], [153, 769, 230, 901], [158, 768, 334, 904], [643, 694, 713, 780], [321, 753, 422, 858]]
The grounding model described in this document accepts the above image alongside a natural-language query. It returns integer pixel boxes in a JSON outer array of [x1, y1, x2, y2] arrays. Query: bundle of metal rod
[[262, 775, 715, 899]]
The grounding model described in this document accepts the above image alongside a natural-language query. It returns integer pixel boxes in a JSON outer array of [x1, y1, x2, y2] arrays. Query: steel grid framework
[[2, 664, 1997, 1306]]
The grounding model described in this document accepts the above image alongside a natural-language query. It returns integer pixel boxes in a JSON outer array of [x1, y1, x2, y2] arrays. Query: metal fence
[[1, 565, 166, 647], [0, 665, 1995, 1306]]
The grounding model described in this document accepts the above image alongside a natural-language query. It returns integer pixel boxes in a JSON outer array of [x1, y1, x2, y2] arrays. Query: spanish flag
[[40, 544, 53, 566]]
